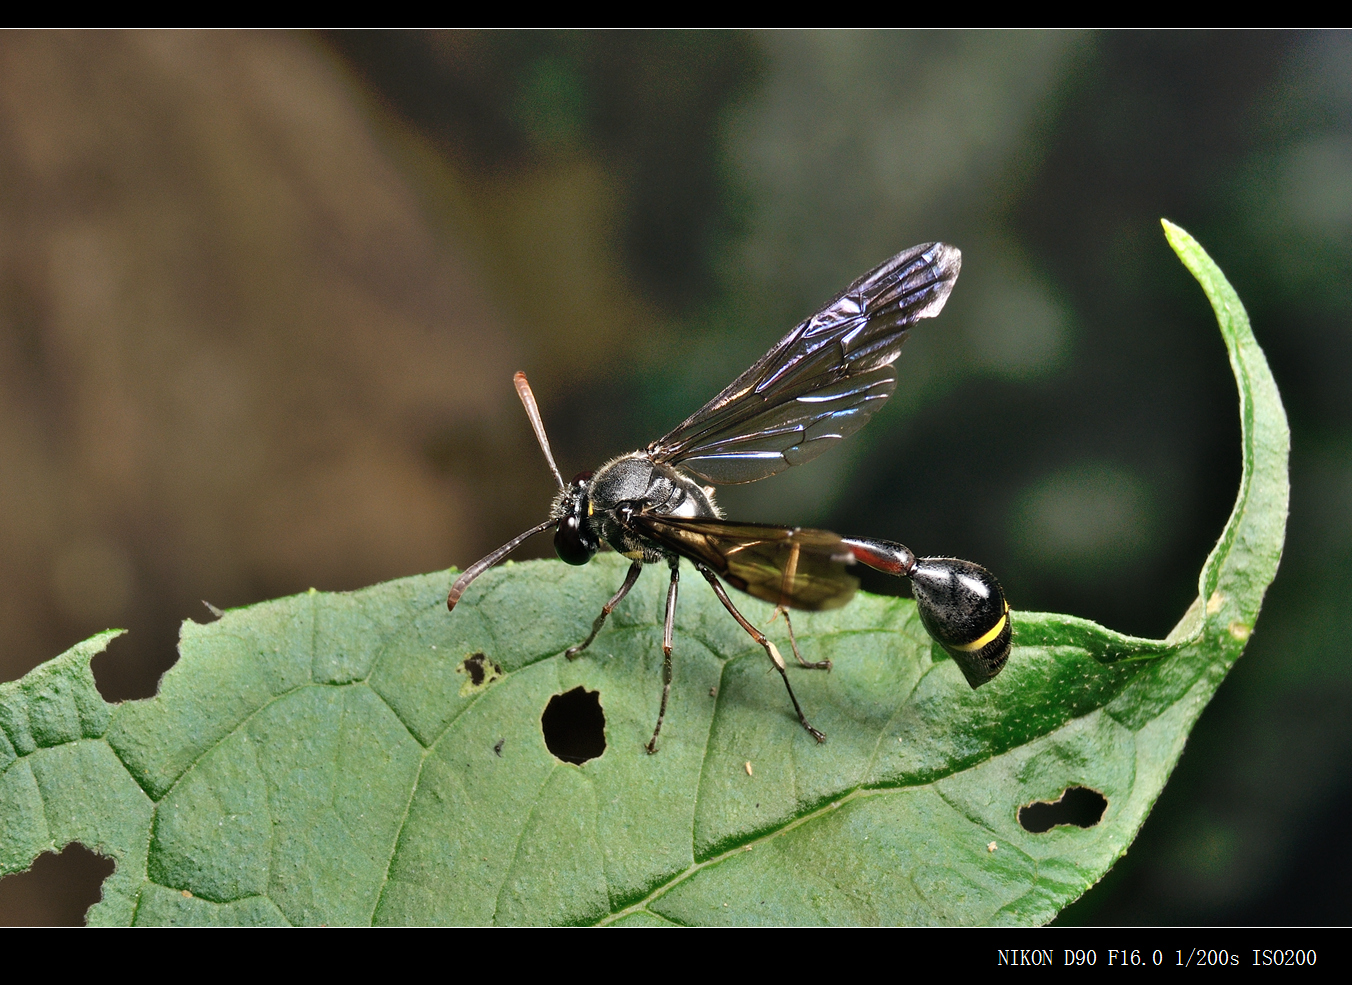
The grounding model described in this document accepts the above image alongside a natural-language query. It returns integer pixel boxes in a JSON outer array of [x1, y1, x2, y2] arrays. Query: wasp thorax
[[909, 557, 1011, 689]]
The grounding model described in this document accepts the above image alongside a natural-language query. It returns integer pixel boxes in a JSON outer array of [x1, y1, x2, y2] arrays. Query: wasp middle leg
[[695, 562, 825, 743], [645, 556, 680, 754]]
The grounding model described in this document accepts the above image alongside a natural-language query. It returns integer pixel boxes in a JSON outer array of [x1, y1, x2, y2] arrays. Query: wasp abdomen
[[909, 557, 1011, 689]]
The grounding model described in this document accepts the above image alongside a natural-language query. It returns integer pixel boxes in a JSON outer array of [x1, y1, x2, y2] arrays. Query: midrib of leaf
[[596, 784, 881, 925]]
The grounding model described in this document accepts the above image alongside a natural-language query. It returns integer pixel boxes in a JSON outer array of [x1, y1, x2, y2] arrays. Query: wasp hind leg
[[646, 557, 680, 754], [772, 607, 832, 671], [696, 563, 825, 743], [566, 560, 643, 660]]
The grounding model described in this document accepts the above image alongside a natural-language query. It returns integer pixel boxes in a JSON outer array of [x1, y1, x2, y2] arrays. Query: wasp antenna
[[447, 518, 558, 610], [514, 371, 565, 492]]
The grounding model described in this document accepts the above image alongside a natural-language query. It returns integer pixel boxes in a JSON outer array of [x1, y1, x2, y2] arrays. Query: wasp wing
[[647, 243, 960, 484], [634, 515, 859, 612]]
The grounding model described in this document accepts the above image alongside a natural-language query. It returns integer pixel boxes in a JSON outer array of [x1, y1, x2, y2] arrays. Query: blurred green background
[[0, 31, 1347, 924]]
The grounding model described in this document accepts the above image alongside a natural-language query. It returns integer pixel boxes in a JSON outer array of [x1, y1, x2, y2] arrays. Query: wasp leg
[[566, 561, 643, 660], [774, 608, 832, 671], [646, 557, 680, 754], [695, 563, 825, 743]]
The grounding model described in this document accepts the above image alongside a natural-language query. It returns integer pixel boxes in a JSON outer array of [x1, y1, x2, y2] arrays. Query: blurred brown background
[[1, 30, 1348, 925]]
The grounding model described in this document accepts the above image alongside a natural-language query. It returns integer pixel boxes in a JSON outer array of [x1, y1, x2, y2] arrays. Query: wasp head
[[552, 471, 599, 565]]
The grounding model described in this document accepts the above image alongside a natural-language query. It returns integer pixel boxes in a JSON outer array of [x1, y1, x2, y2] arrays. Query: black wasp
[[448, 243, 1010, 753]]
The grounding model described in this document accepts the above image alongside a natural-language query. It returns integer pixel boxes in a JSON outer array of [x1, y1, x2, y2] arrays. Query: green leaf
[[0, 222, 1288, 925]]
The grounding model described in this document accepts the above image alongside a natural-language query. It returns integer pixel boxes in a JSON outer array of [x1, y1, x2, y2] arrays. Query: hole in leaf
[[90, 630, 174, 703], [0, 843, 115, 926], [541, 686, 605, 764], [1018, 786, 1108, 833]]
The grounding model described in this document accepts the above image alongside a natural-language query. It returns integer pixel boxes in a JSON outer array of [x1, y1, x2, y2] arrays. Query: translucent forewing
[[647, 243, 960, 484], [633, 516, 859, 611]]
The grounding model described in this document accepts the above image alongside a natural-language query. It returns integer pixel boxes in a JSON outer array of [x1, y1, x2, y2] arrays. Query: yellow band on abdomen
[[953, 607, 1009, 652]]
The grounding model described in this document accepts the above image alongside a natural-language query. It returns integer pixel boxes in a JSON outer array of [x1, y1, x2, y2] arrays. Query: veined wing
[[647, 243, 960, 484], [634, 515, 859, 612]]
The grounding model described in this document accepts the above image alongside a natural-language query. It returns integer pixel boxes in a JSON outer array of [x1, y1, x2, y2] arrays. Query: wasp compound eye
[[909, 557, 1011, 689], [555, 512, 598, 566]]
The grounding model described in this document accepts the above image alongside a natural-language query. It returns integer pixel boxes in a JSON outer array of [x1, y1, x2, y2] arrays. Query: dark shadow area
[[1019, 786, 1109, 833], [1227, 766, 1352, 925], [0, 843, 114, 926], [541, 686, 606, 764]]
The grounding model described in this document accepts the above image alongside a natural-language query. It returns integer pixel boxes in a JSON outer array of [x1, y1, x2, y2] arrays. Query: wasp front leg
[[566, 560, 643, 660]]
